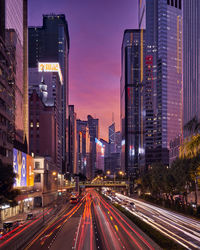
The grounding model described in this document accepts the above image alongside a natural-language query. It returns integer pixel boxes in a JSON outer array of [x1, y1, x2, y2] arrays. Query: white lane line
[[73, 215, 82, 250]]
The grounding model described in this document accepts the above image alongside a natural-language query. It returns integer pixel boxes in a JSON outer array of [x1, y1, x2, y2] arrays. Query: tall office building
[[109, 123, 116, 153], [68, 105, 77, 175], [138, 0, 182, 166], [76, 120, 91, 177], [1, 0, 29, 152], [183, 0, 200, 133], [29, 14, 70, 173], [87, 115, 99, 178], [0, 35, 15, 165], [120, 30, 145, 178], [29, 71, 62, 170]]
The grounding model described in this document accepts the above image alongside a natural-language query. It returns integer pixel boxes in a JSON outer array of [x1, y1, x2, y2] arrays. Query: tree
[[0, 160, 19, 206], [184, 115, 200, 134]]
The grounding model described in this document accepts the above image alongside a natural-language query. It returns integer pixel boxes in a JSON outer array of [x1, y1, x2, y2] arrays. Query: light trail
[[115, 193, 200, 249], [24, 197, 85, 249], [98, 191, 154, 250], [76, 193, 94, 250], [0, 208, 53, 248]]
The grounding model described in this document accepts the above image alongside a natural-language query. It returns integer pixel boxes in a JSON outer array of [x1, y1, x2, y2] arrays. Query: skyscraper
[[0, 35, 15, 165], [68, 105, 77, 175], [76, 119, 91, 177], [139, 0, 182, 166], [2, 0, 28, 152], [87, 115, 99, 178], [183, 0, 200, 133], [121, 30, 145, 178], [109, 122, 116, 153], [28, 14, 70, 173], [29, 70, 62, 170]]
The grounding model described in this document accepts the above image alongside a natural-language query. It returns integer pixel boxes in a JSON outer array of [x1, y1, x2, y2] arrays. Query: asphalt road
[[23, 190, 159, 250], [115, 193, 200, 249]]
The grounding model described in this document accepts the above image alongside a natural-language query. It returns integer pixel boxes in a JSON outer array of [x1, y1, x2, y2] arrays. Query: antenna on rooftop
[[112, 112, 114, 124]]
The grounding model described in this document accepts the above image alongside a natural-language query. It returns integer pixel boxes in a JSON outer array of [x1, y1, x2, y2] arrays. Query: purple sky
[[28, 0, 138, 140]]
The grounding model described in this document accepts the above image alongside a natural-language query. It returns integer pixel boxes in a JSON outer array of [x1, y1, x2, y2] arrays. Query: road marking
[[73, 215, 82, 249]]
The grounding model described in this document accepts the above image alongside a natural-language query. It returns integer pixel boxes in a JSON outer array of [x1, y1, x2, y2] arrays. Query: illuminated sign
[[95, 138, 104, 148], [38, 62, 63, 84], [13, 149, 34, 187], [27, 155, 34, 187]]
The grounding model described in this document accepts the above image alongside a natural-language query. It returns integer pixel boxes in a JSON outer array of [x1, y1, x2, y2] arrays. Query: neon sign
[[38, 62, 63, 84]]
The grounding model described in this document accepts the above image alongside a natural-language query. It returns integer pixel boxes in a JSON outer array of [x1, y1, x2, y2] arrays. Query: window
[[36, 122, 39, 128], [179, 0, 181, 9], [34, 173, 41, 183], [35, 161, 40, 169], [30, 122, 33, 128]]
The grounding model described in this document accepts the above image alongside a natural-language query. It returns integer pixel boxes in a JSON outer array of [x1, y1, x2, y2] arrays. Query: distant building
[[29, 14, 70, 173], [120, 29, 145, 179], [114, 131, 121, 154], [68, 105, 77, 175], [95, 138, 105, 172], [76, 120, 91, 178], [109, 123, 116, 153], [169, 135, 182, 166], [29, 70, 62, 171], [87, 115, 99, 178], [183, 0, 200, 136]]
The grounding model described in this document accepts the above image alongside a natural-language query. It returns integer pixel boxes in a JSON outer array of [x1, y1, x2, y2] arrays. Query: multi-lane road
[[1, 190, 200, 250], [22, 190, 158, 250], [115, 193, 200, 249]]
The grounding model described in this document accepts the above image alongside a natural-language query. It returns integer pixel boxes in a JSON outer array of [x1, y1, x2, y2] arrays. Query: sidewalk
[[2, 207, 44, 225]]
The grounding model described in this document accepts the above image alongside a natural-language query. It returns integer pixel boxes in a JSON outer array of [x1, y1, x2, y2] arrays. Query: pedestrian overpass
[[79, 181, 129, 189]]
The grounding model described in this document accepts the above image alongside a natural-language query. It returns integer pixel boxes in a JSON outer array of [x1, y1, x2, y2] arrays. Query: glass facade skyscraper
[[3, 0, 28, 151], [138, 0, 182, 166], [5, 0, 23, 44], [121, 30, 145, 178], [183, 0, 200, 132]]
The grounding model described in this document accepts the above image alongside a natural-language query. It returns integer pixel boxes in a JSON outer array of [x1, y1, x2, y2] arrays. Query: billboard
[[13, 149, 34, 187], [27, 155, 34, 186], [38, 62, 63, 84]]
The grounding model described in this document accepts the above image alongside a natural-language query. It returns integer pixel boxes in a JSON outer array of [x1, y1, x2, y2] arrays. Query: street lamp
[[106, 170, 111, 175]]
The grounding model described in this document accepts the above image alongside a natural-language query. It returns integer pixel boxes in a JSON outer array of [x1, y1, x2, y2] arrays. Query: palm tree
[[184, 115, 200, 134], [181, 116, 200, 204], [180, 116, 200, 158]]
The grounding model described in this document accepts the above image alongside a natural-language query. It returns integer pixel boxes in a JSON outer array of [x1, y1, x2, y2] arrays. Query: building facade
[[29, 70, 62, 171], [121, 29, 145, 179], [68, 105, 77, 175], [0, 36, 15, 165], [29, 14, 70, 173], [76, 119, 91, 178], [183, 0, 200, 134], [87, 115, 99, 178], [0, 0, 29, 152], [138, 0, 182, 166], [109, 123, 116, 153]]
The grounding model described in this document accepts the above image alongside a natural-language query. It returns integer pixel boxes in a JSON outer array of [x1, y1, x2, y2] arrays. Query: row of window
[[167, 0, 181, 9]]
